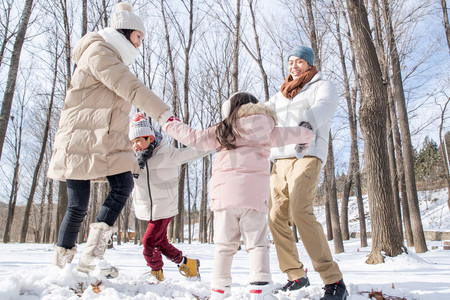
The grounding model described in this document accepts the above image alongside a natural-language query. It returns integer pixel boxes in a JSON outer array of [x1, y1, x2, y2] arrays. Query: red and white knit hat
[[129, 112, 155, 140]]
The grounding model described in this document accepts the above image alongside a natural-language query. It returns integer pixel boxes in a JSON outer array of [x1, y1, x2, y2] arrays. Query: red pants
[[143, 217, 183, 271]]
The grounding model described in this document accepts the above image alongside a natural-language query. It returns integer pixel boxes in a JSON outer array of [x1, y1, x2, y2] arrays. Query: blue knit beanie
[[288, 46, 315, 66]]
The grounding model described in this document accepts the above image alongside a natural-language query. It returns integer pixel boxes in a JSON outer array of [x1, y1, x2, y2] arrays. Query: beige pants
[[268, 157, 342, 284], [212, 207, 272, 287]]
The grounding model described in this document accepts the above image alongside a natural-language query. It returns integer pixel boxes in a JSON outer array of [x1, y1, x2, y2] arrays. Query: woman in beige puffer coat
[[48, 2, 172, 278]]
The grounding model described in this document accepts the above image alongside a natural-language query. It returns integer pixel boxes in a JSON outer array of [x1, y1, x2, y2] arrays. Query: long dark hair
[[215, 92, 259, 150], [116, 29, 134, 42]]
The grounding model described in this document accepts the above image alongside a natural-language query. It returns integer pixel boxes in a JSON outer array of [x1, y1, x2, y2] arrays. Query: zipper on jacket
[[145, 161, 153, 220]]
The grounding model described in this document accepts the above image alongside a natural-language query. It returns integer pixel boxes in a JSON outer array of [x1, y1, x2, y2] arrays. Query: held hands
[[167, 116, 181, 122], [295, 122, 314, 159]]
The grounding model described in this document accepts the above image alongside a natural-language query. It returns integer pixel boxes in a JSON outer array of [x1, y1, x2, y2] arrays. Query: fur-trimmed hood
[[237, 102, 278, 125]]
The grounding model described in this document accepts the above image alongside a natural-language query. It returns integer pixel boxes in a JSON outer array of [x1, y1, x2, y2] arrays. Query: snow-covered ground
[[0, 188, 449, 300]]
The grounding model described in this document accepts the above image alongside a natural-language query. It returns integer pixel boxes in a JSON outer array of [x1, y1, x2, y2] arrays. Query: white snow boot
[[54, 245, 77, 269], [77, 222, 119, 278], [249, 282, 277, 300]]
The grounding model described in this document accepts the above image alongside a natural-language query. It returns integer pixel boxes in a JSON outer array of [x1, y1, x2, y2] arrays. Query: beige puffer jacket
[[47, 32, 170, 181], [132, 140, 210, 221]]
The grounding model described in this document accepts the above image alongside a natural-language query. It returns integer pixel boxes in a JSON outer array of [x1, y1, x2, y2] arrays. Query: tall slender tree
[[346, 0, 405, 264], [0, 0, 34, 161], [380, 0, 427, 253], [441, 0, 450, 52], [3, 95, 25, 243]]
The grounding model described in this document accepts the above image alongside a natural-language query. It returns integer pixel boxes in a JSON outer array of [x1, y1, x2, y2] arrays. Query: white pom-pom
[[115, 2, 132, 12]]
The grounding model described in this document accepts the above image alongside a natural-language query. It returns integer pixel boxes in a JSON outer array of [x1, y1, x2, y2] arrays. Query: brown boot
[[149, 269, 164, 282], [178, 257, 200, 279]]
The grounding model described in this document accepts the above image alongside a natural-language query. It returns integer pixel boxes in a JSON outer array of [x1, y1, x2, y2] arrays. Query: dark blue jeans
[[57, 171, 134, 249]]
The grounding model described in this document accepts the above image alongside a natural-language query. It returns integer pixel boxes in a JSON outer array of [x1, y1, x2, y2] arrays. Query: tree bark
[[81, 0, 87, 36], [370, 0, 404, 240], [0, 0, 14, 68], [232, 0, 241, 93], [3, 100, 25, 243], [341, 4, 368, 247], [55, 182, 68, 241], [0, 0, 34, 161], [331, 0, 353, 241], [325, 132, 344, 253], [441, 0, 450, 53], [380, 0, 427, 253], [200, 155, 210, 243], [346, 0, 404, 263], [43, 179, 54, 244], [324, 195, 333, 241], [305, 0, 320, 69]]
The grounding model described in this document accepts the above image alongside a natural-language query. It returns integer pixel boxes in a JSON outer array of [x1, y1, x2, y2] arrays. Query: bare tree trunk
[[325, 132, 344, 253], [346, 0, 404, 263], [380, 0, 427, 253], [305, 0, 320, 69], [3, 100, 24, 243], [200, 156, 210, 243], [81, 0, 87, 36], [370, 0, 403, 240], [340, 166, 352, 240], [43, 179, 54, 244], [241, 0, 269, 101], [0, 0, 34, 161], [0, 0, 14, 68], [340, 4, 368, 247], [208, 213, 214, 243], [324, 195, 333, 241], [232, 0, 241, 93], [117, 215, 122, 246], [331, 0, 353, 240], [35, 176, 48, 242], [55, 182, 68, 241], [187, 168, 192, 244], [134, 218, 140, 245], [441, 0, 450, 52], [386, 108, 403, 236], [160, 0, 179, 116]]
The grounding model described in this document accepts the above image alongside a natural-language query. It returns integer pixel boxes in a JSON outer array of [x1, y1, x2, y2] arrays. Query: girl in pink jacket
[[163, 92, 313, 300]]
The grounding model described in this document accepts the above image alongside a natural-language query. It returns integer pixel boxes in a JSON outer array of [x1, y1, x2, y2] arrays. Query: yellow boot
[[149, 269, 164, 282], [178, 257, 200, 279]]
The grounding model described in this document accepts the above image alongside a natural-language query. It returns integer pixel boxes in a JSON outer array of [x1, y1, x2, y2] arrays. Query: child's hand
[[167, 116, 181, 122]]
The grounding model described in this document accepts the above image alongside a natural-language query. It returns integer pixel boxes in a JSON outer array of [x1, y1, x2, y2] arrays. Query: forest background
[[0, 0, 449, 264]]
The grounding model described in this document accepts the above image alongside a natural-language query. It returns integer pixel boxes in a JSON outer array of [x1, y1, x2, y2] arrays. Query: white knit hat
[[129, 112, 155, 140], [111, 2, 146, 35]]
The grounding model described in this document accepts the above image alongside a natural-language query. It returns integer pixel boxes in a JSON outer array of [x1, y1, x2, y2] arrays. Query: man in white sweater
[[267, 45, 348, 300]]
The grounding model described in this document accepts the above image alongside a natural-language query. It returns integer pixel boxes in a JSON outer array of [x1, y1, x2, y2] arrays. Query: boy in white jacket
[[129, 112, 207, 282]]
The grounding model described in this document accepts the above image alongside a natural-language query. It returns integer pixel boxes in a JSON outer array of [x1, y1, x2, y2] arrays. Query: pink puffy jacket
[[163, 102, 313, 213]]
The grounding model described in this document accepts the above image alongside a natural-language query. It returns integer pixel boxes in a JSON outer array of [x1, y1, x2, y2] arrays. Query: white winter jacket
[[267, 72, 339, 163], [132, 140, 210, 221]]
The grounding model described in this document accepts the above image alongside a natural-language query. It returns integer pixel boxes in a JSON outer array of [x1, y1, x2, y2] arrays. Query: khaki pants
[[212, 208, 272, 287], [268, 157, 342, 284]]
